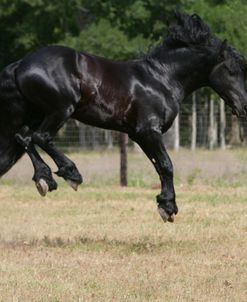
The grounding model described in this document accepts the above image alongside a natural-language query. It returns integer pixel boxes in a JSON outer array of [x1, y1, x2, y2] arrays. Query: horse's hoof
[[167, 214, 175, 223], [36, 178, 49, 197], [157, 207, 175, 223], [66, 180, 79, 191]]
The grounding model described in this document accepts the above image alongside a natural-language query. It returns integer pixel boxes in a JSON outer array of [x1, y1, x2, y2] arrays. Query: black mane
[[145, 12, 215, 60], [145, 11, 247, 74], [227, 46, 247, 74], [165, 12, 212, 47]]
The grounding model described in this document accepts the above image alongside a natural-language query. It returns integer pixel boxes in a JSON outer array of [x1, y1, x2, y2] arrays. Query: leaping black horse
[[1, 12, 247, 222]]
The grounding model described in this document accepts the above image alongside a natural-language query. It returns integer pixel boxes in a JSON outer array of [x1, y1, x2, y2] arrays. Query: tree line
[[1, 0, 247, 67]]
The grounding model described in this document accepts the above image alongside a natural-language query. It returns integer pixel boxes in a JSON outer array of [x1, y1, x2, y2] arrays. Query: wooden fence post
[[209, 98, 217, 149], [220, 98, 226, 150], [119, 133, 128, 186], [191, 93, 197, 151]]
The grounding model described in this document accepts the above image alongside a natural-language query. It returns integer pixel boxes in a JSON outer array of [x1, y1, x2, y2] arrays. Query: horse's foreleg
[[15, 127, 57, 196], [130, 129, 178, 223], [31, 113, 83, 190]]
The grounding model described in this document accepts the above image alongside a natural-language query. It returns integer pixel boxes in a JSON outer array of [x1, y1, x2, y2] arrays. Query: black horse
[[1, 12, 247, 222]]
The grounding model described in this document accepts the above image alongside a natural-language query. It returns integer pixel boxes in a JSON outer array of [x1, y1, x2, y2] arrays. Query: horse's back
[[15, 46, 82, 112]]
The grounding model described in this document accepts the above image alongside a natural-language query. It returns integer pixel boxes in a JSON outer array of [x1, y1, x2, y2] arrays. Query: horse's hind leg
[[31, 112, 83, 190], [33, 133, 83, 191], [15, 127, 57, 196]]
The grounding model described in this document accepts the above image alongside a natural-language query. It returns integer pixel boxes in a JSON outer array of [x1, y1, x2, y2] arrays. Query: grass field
[[0, 149, 247, 301]]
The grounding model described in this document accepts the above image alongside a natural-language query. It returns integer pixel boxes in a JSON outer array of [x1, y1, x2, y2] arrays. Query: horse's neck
[[148, 47, 216, 100]]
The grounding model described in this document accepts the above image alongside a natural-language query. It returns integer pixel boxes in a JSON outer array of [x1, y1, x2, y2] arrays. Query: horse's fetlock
[[156, 193, 175, 204]]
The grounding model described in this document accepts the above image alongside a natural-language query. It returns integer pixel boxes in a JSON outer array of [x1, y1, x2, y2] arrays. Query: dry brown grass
[[0, 150, 247, 301]]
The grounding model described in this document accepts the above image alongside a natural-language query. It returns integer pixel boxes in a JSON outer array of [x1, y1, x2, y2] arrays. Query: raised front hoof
[[156, 194, 178, 223], [66, 179, 81, 191], [35, 178, 57, 197], [157, 206, 175, 223]]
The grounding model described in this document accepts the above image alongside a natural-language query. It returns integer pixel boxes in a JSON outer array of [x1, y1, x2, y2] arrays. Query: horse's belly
[[73, 104, 123, 131]]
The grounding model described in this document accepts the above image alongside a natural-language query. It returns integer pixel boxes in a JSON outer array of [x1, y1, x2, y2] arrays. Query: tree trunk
[[119, 133, 128, 186], [191, 93, 197, 151]]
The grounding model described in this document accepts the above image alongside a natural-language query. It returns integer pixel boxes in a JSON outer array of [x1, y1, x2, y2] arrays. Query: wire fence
[[54, 99, 247, 152]]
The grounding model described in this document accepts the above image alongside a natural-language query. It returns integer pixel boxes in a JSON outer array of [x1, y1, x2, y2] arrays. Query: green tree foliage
[[61, 19, 150, 60], [0, 0, 183, 67], [0, 0, 80, 66], [1, 0, 247, 66], [59, 0, 184, 59]]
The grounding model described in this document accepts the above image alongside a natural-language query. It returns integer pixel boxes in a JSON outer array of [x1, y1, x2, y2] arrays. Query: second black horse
[[1, 12, 247, 222]]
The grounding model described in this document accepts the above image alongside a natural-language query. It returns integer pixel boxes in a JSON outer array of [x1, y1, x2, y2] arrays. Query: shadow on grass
[[0, 235, 198, 255]]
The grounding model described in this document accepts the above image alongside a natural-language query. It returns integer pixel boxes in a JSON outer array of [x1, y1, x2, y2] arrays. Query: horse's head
[[164, 12, 247, 117], [209, 40, 247, 117]]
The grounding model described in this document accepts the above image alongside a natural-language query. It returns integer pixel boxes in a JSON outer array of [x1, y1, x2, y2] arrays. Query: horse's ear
[[218, 39, 228, 61]]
